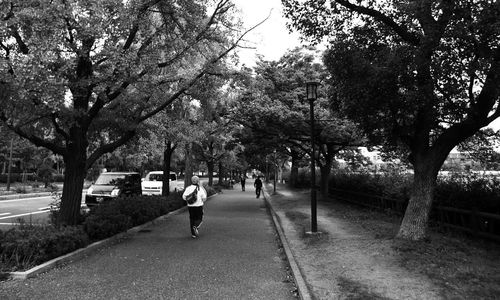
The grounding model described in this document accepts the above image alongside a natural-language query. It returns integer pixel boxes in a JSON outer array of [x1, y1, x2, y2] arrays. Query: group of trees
[[282, 0, 500, 240], [0, 0, 255, 225], [232, 47, 364, 198], [2, 0, 499, 242]]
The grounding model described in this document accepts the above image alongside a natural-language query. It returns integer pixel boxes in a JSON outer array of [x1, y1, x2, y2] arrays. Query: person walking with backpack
[[182, 176, 207, 238]]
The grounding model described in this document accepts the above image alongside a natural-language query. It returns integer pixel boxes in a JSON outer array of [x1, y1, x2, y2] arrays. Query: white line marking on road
[[0, 213, 11, 216], [0, 222, 44, 226], [38, 206, 51, 211], [0, 196, 53, 203], [0, 210, 48, 220]]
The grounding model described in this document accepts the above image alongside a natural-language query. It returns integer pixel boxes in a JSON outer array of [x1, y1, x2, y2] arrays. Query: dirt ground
[[268, 184, 500, 300]]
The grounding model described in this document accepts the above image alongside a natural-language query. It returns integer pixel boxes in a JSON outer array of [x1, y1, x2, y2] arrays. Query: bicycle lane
[[0, 186, 295, 300]]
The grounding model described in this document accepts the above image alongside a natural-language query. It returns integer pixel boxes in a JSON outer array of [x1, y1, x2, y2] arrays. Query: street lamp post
[[306, 81, 319, 233]]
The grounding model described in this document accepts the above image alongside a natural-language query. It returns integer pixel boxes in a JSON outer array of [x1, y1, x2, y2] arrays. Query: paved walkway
[[0, 185, 295, 299]]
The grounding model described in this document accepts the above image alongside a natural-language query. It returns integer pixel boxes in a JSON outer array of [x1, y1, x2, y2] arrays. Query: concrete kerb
[[5, 192, 222, 280], [262, 187, 312, 300]]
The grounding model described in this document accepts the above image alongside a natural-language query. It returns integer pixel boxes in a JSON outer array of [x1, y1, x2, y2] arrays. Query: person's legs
[[256, 187, 261, 198], [188, 207, 197, 237], [189, 206, 204, 237]]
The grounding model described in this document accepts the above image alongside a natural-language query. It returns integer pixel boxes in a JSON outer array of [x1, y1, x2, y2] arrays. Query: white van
[[141, 171, 179, 195]]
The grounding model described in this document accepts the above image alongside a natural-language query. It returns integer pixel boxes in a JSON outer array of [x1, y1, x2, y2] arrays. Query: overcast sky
[[231, 0, 302, 66]]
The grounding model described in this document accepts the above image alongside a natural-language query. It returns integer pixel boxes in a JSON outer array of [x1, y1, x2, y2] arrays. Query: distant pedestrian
[[254, 176, 263, 198], [182, 176, 207, 238], [240, 175, 246, 191]]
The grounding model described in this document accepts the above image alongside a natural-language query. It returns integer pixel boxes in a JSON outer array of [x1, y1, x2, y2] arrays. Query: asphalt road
[[0, 193, 85, 229], [0, 184, 296, 299]]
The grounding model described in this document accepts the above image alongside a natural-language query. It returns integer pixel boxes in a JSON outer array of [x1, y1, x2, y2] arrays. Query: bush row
[[0, 225, 89, 272], [328, 170, 500, 213], [0, 173, 64, 183], [0, 193, 186, 272], [83, 194, 185, 241]]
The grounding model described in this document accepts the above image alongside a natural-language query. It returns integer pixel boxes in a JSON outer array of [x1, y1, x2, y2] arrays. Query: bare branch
[[335, 0, 420, 46], [86, 130, 136, 169], [0, 112, 66, 155]]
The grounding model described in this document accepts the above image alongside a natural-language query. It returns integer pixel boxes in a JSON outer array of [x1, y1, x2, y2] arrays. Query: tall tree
[[283, 0, 500, 240], [0, 0, 255, 224], [234, 47, 363, 197]]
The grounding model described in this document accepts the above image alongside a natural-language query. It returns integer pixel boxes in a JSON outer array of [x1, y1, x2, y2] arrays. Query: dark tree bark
[[184, 142, 194, 187], [162, 141, 176, 196], [218, 161, 223, 185], [207, 142, 214, 187], [317, 144, 336, 200], [289, 149, 299, 187], [59, 126, 88, 225]]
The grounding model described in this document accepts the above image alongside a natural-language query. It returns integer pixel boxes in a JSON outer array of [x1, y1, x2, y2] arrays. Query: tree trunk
[[397, 161, 439, 240], [318, 148, 334, 200], [184, 143, 193, 187], [218, 161, 223, 185], [319, 164, 331, 200], [162, 142, 174, 196], [59, 153, 87, 225], [207, 160, 214, 186], [289, 149, 299, 187]]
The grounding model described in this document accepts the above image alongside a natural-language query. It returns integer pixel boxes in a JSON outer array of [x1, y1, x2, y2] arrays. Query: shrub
[[83, 193, 185, 241], [0, 225, 89, 272], [330, 170, 500, 213], [0, 173, 37, 183], [204, 184, 218, 197], [52, 174, 64, 182], [84, 212, 132, 241], [435, 173, 500, 213], [15, 186, 28, 194]]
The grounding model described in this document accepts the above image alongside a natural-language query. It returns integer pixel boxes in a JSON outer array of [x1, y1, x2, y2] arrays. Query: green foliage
[[0, 173, 37, 183], [0, 225, 89, 272], [204, 184, 219, 196], [83, 194, 185, 241], [435, 174, 500, 214], [83, 211, 132, 242], [0, 0, 243, 225], [330, 170, 412, 199], [330, 171, 500, 213]]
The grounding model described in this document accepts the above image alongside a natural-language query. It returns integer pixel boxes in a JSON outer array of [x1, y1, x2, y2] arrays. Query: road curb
[[263, 188, 313, 300], [7, 204, 189, 280]]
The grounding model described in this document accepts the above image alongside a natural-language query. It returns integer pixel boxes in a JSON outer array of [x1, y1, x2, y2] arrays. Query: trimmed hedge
[[83, 194, 185, 241], [0, 173, 64, 183], [0, 225, 89, 272]]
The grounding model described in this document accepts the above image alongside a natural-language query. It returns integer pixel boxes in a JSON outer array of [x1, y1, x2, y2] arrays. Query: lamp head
[[306, 81, 320, 101]]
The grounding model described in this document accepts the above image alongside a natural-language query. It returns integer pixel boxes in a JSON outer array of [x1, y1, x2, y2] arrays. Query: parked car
[[141, 171, 179, 195], [85, 172, 142, 207]]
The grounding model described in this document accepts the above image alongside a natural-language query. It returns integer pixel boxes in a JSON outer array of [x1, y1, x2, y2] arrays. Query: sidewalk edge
[[263, 189, 312, 300]]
